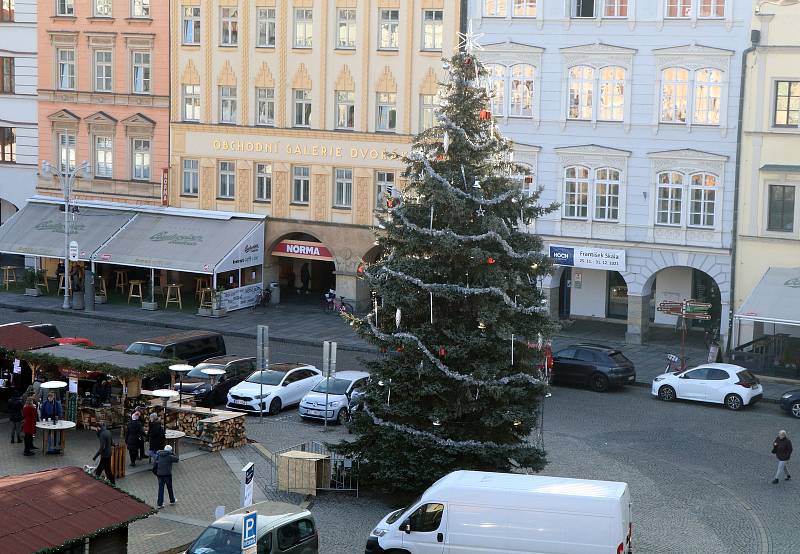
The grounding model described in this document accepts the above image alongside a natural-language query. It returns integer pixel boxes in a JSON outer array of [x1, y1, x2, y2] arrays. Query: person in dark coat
[[22, 396, 38, 456], [92, 424, 115, 485], [147, 413, 165, 459], [299, 263, 311, 294], [771, 430, 793, 484], [154, 444, 179, 508], [134, 406, 147, 459], [40, 392, 64, 453], [125, 412, 144, 466], [8, 390, 23, 443]]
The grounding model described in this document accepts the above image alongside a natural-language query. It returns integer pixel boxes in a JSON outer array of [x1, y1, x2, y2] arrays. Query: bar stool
[[36, 269, 49, 293], [2, 266, 18, 290], [114, 270, 129, 294], [128, 280, 145, 304], [57, 275, 65, 295], [194, 277, 210, 300], [95, 275, 107, 300], [198, 287, 213, 309], [164, 283, 182, 310]]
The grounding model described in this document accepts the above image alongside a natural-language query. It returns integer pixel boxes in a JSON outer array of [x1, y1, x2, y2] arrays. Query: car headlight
[[654, 377, 665, 382], [782, 392, 793, 399], [254, 393, 271, 400], [328, 400, 341, 407], [371, 528, 388, 537]]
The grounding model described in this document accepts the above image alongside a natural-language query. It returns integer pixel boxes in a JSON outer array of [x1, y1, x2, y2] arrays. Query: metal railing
[[264, 440, 359, 497]]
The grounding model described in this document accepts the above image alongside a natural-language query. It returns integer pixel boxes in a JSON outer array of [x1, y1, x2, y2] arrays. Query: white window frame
[[219, 86, 237, 124], [131, 51, 151, 94], [255, 163, 272, 201], [218, 161, 236, 198], [57, 0, 74, 16], [659, 67, 689, 124], [697, 0, 725, 18], [182, 158, 199, 196], [220, 7, 239, 46], [598, 66, 625, 122], [131, 0, 150, 19], [334, 168, 353, 208], [509, 64, 535, 118], [58, 132, 76, 173], [688, 172, 717, 228], [376, 171, 395, 208], [693, 68, 722, 126], [94, 135, 113, 178], [58, 49, 75, 91], [94, 0, 112, 18], [479, 43, 544, 124], [294, 8, 313, 49], [665, 0, 692, 18], [256, 7, 276, 48], [131, 138, 151, 181], [94, 50, 113, 92], [183, 84, 200, 122], [603, 0, 628, 18], [292, 166, 310, 204], [563, 166, 590, 219], [336, 90, 355, 130], [294, 89, 312, 127], [483, 0, 507, 17], [660, 0, 730, 28], [422, 9, 443, 51], [594, 168, 621, 221], [378, 9, 400, 50], [376, 92, 397, 132], [182, 6, 201, 45], [420, 93, 440, 131], [567, 66, 594, 121], [336, 8, 356, 49], [513, 0, 537, 18], [571, 0, 596, 18], [256, 87, 275, 126], [656, 172, 684, 225], [658, 65, 726, 128], [485, 63, 506, 117]]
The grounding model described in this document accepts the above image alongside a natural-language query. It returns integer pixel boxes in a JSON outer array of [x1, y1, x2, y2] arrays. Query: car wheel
[[590, 373, 609, 393], [337, 408, 349, 425], [268, 398, 282, 415], [725, 394, 743, 411], [658, 385, 676, 402], [791, 401, 800, 419]]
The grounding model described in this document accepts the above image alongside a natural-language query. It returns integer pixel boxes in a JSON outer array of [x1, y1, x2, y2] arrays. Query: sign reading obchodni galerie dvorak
[[211, 139, 405, 161]]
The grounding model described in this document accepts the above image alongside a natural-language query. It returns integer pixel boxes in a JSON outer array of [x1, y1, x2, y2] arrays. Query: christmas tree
[[335, 42, 558, 494]]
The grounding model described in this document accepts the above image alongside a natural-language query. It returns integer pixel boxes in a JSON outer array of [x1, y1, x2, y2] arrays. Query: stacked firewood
[[198, 414, 247, 451]]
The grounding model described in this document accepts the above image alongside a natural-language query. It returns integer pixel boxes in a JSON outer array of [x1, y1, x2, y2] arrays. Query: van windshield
[[386, 495, 422, 524], [187, 526, 241, 553]]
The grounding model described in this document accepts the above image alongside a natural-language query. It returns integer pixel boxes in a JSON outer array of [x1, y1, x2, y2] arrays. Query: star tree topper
[[457, 19, 485, 55]]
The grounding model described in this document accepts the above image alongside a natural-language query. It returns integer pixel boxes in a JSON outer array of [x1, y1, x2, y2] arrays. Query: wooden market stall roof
[[22, 345, 175, 379], [0, 324, 57, 351]]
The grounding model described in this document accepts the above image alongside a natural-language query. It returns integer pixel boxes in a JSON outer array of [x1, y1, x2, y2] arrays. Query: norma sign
[[272, 239, 334, 261], [161, 168, 169, 207], [241, 511, 257, 550], [68, 241, 79, 261], [549, 245, 626, 271]]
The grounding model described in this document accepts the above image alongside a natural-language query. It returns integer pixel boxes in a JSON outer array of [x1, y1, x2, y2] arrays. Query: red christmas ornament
[[438, 346, 447, 357], [465, 57, 473, 65], [396, 346, 404, 353], [479, 109, 492, 121], [487, 257, 496, 265], [436, 154, 445, 161], [386, 197, 396, 209]]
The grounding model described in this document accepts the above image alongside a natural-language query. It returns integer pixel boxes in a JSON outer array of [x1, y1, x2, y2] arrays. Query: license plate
[[234, 399, 249, 405], [308, 410, 321, 416]]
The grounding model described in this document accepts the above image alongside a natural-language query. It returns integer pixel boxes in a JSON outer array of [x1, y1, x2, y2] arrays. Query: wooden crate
[[111, 444, 126, 480], [276, 451, 331, 496]]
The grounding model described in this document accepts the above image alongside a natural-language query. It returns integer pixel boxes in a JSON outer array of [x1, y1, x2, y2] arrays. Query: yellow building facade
[[169, 0, 462, 309], [733, 4, 800, 355]]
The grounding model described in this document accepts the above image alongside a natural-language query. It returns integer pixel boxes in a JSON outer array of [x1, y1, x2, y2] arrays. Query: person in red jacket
[[22, 396, 38, 456]]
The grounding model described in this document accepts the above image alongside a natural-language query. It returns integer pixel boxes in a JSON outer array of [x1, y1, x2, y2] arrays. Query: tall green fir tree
[[335, 45, 559, 495]]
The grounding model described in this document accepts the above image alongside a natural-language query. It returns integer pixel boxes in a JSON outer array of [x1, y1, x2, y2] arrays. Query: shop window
[[607, 272, 628, 320]]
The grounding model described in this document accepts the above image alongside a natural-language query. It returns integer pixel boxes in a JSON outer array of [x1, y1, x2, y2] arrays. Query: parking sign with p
[[242, 511, 257, 550]]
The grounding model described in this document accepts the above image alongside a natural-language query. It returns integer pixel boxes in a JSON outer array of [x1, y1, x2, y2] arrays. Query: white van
[[365, 470, 632, 554]]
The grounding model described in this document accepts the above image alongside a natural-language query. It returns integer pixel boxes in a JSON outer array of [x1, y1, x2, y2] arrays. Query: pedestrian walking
[[92, 424, 115, 485], [299, 262, 311, 294], [134, 406, 147, 459], [40, 392, 64, 454], [771, 430, 792, 484], [22, 396, 37, 456], [8, 390, 23, 444], [147, 413, 165, 459], [125, 412, 144, 467], [154, 444, 179, 509]]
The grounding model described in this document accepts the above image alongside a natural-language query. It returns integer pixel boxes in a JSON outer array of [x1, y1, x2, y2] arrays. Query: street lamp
[[756, 0, 800, 13], [41, 159, 91, 309]]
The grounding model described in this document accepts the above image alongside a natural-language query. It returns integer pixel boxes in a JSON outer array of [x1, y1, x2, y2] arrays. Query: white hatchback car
[[652, 363, 763, 410], [226, 363, 322, 415], [299, 370, 370, 424]]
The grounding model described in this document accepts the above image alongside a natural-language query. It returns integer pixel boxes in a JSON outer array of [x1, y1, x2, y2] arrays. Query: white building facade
[[471, 0, 755, 345], [0, 0, 37, 225]]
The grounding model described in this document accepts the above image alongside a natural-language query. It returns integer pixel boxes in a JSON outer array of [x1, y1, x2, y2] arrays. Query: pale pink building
[[37, 0, 169, 205]]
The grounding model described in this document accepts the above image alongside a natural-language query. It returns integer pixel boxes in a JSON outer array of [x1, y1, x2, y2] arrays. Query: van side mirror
[[402, 522, 411, 534]]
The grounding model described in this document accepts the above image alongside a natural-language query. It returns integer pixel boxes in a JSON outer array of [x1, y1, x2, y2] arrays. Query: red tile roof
[[0, 324, 57, 352], [0, 467, 153, 554]]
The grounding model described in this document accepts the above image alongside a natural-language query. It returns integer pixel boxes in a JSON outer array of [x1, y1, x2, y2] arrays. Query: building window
[[220, 8, 238, 46], [376, 171, 395, 207], [484, 0, 506, 16], [131, 0, 150, 18], [219, 86, 237, 124], [132, 139, 151, 180], [182, 159, 199, 195], [58, 132, 76, 172], [572, 0, 595, 17], [337, 8, 356, 49], [256, 88, 275, 126], [485, 64, 506, 117], [336, 91, 355, 130], [420, 94, 440, 130], [514, 0, 537, 17], [568, 66, 594, 120], [604, 0, 628, 17], [694, 68, 721, 125], [0, 58, 14, 94], [183, 84, 200, 121], [768, 185, 795, 232], [182, 6, 201, 45], [256, 8, 276, 47], [656, 171, 684, 225], [422, 10, 443, 51], [132, 51, 151, 94], [95, 0, 111, 17], [376, 92, 397, 132], [379, 9, 400, 50], [599, 66, 625, 121], [94, 136, 113, 178], [774, 80, 800, 127], [689, 173, 717, 227], [255, 163, 272, 201], [294, 89, 312, 127], [564, 166, 589, 218], [334, 168, 353, 208], [660, 67, 689, 123], [292, 166, 310, 204], [666, 0, 692, 18], [57, 0, 74, 16], [94, 51, 112, 92], [0, 128, 15, 163], [1, 0, 14, 22], [58, 49, 75, 90], [521, 169, 535, 196], [218, 161, 235, 198], [594, 168, 620, 221], [294, 8, 313, 48], [698, 0, 725, 18], [509, 64, 534, 117]]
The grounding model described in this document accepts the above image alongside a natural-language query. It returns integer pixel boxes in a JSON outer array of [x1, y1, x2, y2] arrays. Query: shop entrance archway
[[270, 233, 336, 304], [648, 266, 722, 331]]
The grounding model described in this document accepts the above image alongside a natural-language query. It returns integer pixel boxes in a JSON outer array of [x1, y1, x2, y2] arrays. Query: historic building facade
[[0, 0, 38, 225], [36, 0, 170, 206], [471, 0, 754, 345], [169, 0, 463, 309]]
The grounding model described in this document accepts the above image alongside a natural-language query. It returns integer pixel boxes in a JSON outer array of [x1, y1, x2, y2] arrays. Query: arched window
[[598, 66, 625, 122], [689, 172, 717, 227], [485, 64, 506, 117], [657, 171, 684, 225], [594, 168, 620, 221], [568, 66, 594, 121], [694, 68, 721, 125], [564, 166, 589, 218], [509, 64, 534, 117], [660, 67, 689, 123]]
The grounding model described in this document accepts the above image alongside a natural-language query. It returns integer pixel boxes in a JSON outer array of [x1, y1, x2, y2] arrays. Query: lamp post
[[169, 364, 193, 407], [41, 159, 91, 310]]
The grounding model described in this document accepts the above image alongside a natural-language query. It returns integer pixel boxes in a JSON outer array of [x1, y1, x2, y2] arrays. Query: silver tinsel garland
[[407, 152, 515, 206]]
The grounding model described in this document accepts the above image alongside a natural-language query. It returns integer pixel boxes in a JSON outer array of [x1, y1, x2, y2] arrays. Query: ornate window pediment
[[121, 113, 156, 136], [555, 144, 631, 171], [85, 111, 117, 134], [652, 44, 733, 72], [647, 148, 727, 175], [481, 40, 544, 64], [47, 109, 81, 125], [560, 42, 636, 69]]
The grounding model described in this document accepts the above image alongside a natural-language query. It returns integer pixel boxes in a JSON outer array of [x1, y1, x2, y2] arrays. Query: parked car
[[174, 356, 256, 407], [366, 470, 632, 554], [299, 370, 369, 424], [125, 331, 226, 364], [185, 501, 318, 554], [779, 389, 800, 418], [551, 344, 636, 392], [652, 363, 763, 410], [226, 363, 323, 415]]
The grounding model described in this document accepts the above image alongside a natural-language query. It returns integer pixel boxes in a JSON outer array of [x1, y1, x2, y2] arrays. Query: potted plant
[[24, 268, 41, 297]]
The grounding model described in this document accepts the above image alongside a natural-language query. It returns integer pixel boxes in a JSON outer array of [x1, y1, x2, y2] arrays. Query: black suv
[[174, 356, 256, 407], [552, 344, 636, 392]]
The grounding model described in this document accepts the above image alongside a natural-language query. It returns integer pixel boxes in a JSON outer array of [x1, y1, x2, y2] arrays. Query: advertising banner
[[549, 245, 626, 271]]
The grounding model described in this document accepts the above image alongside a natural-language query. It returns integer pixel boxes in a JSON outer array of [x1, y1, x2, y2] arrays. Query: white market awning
[[735, 267, 800, 327]]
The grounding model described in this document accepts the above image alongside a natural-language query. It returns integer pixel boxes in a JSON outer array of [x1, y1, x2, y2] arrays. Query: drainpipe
[[726, 30, 761, 356]]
